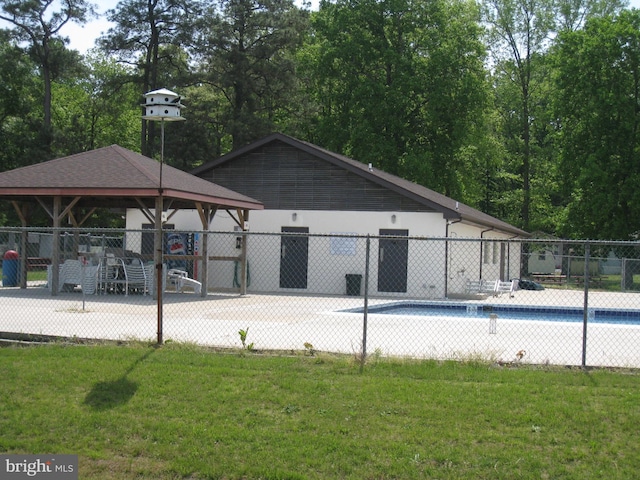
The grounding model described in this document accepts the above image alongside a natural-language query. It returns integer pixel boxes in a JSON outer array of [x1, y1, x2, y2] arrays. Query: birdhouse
[[142, 88, 185, 121]]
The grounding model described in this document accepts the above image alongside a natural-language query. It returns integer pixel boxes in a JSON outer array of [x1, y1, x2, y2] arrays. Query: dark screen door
[[280, 227, 309, 289], [378, 229, 408, 293]]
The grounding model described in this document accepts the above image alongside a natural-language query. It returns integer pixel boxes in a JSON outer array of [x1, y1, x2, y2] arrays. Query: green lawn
[[1, 343, 639, 479], [532, 273, 640, 292], [0, 267, 48, 283]]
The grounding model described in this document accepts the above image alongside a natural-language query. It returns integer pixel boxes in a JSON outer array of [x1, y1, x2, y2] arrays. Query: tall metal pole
[[156, 118, 165, 345], [361, 235, 371, 372]]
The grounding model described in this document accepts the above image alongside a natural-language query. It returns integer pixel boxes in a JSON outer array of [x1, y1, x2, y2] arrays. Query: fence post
[[581, 242, 590, 368], [240, 230, 248, 295], [19, 226, 27, 289], [361, 235, 371, 371]]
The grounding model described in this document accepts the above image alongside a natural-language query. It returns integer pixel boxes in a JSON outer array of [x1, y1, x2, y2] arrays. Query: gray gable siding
[[198, 141, 434, 212]]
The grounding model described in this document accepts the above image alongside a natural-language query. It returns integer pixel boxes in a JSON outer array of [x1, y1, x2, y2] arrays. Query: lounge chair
[[465, 279, 496, 297], [167, 269, 202, 294], [494, 279, 517, 298]]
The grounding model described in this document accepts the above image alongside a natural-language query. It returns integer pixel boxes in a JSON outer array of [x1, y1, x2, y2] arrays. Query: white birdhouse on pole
[[142, 88, 185, 121], [140, 87, 185, 347]]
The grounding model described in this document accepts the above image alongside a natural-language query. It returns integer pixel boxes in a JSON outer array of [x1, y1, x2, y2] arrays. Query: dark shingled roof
[[192, 133, 528, 237], [0, 145, 263, 211]]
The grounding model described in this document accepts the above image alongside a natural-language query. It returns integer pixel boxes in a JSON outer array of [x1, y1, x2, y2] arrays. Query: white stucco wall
[[127, 209, 447, 236], [447, 223, 522, 293], [126, 208, 522, 298]]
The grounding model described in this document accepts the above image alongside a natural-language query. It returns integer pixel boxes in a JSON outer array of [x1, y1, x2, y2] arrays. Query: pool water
[[347, 302, 640, 326]]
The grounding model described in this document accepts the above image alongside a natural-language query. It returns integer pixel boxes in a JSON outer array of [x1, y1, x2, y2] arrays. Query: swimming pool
[[344, 301, 640, 326]]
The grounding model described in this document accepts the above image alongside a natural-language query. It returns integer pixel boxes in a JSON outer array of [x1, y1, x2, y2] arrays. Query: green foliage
[[168, 85, 233, 169], [0, 0, 96, 155], [193, 0, 310, 150], [238, 327, 254, 350], [303, 341, 315, 355], [553, 10, 640, 239], [2, 0, 640, 238], [100, 0, 203, 158], [483, 0, 558, 232], [239, 327, 249, 347], [52, 54, 140, 155], [0, 35, 47, 172], [301, 0, 491, 203]]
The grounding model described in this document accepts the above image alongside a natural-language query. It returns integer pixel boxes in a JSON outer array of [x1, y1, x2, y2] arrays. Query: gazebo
[[0, 145, 264, 296]]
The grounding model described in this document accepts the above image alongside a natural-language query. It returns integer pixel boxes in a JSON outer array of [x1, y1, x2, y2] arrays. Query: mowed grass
[[1, 343, 639, 479]]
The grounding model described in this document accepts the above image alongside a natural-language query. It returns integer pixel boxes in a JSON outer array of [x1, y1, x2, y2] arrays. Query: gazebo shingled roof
[[0, 145, 262, 297], [0, 144, 263, 211]]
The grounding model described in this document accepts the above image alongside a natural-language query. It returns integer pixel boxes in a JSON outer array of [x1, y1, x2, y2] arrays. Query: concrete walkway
[[1, 285, 639, 368]]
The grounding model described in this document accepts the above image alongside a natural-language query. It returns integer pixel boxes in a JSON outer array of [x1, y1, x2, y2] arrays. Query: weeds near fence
[[238, 327, 254, 351], [303, 342, 315, 355]]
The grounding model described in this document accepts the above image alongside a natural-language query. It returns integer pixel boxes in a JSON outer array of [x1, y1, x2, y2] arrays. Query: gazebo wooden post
[[11, 201, 29, 289], [200, 205, 215, 298], [19, 228, 27, 289], [195, 203, 217, 298], [200, 225, 208, 298], [51, 197, 61, 295]]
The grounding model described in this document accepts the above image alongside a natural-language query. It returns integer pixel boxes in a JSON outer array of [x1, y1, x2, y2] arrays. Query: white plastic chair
[[123, 258, 148, 295], [60, 260, 83, 291], [494, 279, 517, 298], [97, 255, 127, 294]]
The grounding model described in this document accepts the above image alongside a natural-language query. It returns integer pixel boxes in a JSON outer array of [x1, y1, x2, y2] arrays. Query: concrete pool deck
[[1, 285, 639, 368]]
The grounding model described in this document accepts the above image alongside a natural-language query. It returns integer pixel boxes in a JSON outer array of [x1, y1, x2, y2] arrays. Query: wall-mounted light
[[391, 214, 397, 224], [292, 212, 297, 221]]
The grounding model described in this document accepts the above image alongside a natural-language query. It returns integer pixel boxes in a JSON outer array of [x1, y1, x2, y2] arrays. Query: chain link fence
[[1, 227, 640, 368]]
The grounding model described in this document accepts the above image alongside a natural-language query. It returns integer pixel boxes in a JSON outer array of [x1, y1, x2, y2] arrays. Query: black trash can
[[2, 250, 19, 287], [345, 274, 362, 296]]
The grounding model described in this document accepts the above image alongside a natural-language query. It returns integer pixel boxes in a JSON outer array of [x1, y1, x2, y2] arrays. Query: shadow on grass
[[84, 348, 155, 410]]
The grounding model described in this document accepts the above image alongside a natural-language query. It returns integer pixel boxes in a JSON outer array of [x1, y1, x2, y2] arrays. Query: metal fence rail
[[1, 227, 639, 368]]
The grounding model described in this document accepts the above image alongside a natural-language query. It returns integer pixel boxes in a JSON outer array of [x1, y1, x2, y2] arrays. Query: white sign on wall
[[330, 233, 357, 256]]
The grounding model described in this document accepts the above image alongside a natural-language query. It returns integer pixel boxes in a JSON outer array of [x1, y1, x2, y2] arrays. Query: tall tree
[[483, 0, 625, 233], [193, 0, 309, 150], [99, 0, 203, 157], [483, 0, 556, 232], [553, 10, 640, 239], [0, 0, 96, 158], [0, 31, 42, 170], [301, 0, 490, 200]]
